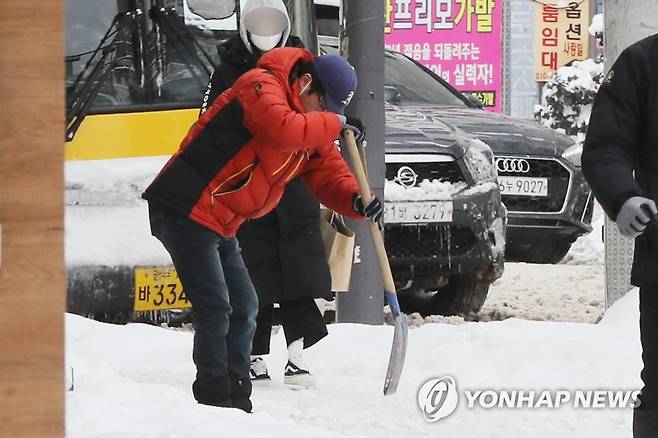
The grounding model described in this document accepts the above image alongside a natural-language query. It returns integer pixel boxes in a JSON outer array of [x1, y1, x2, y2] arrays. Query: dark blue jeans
[[150, 211, 258, 382]]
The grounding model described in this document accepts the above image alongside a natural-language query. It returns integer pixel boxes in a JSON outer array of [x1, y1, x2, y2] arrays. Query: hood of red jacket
[[256, 47, 314, 109]]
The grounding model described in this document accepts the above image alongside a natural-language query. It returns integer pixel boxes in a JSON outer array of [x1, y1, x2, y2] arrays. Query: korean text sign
[[384, 0, 504, 112], [534, 1, 590, 82]]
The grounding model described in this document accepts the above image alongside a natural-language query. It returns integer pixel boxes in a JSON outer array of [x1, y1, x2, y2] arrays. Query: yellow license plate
[[134, 266, 192, 311]]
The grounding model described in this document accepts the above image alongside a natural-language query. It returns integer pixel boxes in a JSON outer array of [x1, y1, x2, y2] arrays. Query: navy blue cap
[[311, 55, 357, 115]]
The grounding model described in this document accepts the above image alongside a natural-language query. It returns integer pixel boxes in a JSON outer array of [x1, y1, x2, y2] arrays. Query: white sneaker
[[249, 357, 271, 381], [284, 359, 314, 389]]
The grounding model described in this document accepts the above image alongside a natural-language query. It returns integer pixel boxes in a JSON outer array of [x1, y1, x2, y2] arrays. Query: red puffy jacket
[[143, 47, 362, 237]]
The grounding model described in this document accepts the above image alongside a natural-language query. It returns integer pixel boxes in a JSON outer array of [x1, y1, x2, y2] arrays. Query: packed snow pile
[[534, 57, 605, 145], [65, 157, 171, 267], [66, 288, 642, 438], [65, 156, 167, 207], [411, 262, 605, 325], [482, 262, 604, 323]]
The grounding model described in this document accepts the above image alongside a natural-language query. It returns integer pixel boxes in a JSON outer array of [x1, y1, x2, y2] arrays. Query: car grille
[[496, 157, 570, 213], [385, 161, 465, 185], [385, 224, 477, 260]]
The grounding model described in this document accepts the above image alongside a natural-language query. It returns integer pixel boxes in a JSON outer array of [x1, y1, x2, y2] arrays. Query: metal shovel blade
[[383, 292, 409, 395]]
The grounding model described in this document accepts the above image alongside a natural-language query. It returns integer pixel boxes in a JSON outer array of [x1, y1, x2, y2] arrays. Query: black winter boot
[[192, 375, 232, 408], [230, 376, 253, 413]]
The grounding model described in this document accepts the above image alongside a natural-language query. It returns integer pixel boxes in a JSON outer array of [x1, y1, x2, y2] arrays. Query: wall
[[0, 1, 65, 436]]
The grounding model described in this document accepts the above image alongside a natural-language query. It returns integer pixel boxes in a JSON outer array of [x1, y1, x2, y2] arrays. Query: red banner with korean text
[[384, 0, 504, 112]]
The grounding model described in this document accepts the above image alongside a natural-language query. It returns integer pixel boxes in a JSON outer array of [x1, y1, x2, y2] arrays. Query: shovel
[[342, 129, 408, 396]]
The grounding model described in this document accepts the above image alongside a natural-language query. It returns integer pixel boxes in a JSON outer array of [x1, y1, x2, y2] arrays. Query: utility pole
[[336, 0, 386, 324], [603, 0, 658, 308]]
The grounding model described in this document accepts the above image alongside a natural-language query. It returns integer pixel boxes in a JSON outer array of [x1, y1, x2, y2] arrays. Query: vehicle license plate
[[498, 176, 549, 197], [384, 201, 453, 224], [134, 266, 191, 311]]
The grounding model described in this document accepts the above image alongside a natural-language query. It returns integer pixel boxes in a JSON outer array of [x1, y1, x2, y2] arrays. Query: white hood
[[239, 0, 291, 53]]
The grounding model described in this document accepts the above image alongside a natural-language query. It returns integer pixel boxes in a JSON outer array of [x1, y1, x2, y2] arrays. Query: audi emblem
[[496, 158, 531, 174], [396, 166, 418, 188]]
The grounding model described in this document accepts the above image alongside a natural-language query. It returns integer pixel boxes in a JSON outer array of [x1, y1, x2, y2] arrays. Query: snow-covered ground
[[464, 202, 607, 324], [66, 289, 641, 438], [472, 262, 603, 323], [65, 156, 638, 437]]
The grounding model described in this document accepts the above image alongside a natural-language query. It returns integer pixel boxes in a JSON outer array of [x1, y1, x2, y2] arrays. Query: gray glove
[[616, 196, 658, 238]]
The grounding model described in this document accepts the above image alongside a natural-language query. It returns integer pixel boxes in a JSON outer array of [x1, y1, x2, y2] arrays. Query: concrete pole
[[336, 0, 386, 324], [603, 0, 658, 308]]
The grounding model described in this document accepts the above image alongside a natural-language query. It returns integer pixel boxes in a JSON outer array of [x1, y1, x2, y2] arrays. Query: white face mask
[[250, 32, 283, 52]]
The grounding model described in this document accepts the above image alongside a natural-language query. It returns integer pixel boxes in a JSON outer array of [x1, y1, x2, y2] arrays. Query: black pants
[[634, 283, 658, 437], [251, 298, 328, 355]]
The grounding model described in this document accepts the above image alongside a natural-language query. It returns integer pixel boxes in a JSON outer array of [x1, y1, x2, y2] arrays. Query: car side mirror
[[384, 85, 402, 106], [465, 93, 484, 109]]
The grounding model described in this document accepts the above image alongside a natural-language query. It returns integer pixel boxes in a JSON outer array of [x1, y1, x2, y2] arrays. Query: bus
[[65, 0, 318, 160]]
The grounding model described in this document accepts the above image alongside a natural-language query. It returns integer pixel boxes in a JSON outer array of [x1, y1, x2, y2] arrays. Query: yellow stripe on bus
[[65, 108, 199, 161]]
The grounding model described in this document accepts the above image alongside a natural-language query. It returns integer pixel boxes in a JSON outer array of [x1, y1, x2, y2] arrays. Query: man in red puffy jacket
[[143, 47, 382, 412]]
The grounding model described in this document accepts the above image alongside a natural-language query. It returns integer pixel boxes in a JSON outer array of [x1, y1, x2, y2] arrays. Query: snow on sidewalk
[[66, 289, 642, 438], [479, 262, 605, 323]]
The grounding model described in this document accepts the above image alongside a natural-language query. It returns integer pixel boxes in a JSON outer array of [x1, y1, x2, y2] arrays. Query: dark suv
[[382, 109, 506, 316], [383, 50, 593, 263]]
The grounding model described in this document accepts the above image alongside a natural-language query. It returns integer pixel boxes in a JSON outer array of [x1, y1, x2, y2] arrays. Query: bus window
[[64, 0, 317, 150], [65, 0, 239, 119]]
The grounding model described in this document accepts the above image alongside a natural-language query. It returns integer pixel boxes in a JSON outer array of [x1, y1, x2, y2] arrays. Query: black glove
[[338, 115, 366, 144], [353, 194, 383, 229]]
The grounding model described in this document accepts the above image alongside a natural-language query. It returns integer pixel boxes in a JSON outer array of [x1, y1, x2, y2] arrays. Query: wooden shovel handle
[[343, 130, 397, 295]]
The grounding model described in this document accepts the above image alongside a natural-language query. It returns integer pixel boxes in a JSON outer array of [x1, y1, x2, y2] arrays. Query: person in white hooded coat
[[199, 0, 332, 389]]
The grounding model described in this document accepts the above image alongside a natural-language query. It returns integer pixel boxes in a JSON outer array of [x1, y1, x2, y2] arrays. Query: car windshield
[[384, 51, 468, 108]]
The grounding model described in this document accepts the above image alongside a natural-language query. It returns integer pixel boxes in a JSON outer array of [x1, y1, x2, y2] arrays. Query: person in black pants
[[200, 0, 334, 388], [582, 34, 658, 438]]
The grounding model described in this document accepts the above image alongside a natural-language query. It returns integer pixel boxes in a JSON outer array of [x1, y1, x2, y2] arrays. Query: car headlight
[[468, 138, 495, 164], [561, 143, 583, 167], [464, 143, 497, 184]]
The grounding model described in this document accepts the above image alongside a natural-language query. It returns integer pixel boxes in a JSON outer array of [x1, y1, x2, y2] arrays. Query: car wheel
[[398, 274, 491, 317], [507, 239, 573, 264]]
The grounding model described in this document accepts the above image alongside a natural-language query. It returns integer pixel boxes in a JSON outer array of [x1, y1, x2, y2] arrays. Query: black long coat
[[582, 34, 658, 286], [201, 36, 332, 305]]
